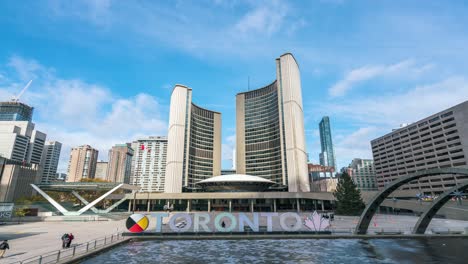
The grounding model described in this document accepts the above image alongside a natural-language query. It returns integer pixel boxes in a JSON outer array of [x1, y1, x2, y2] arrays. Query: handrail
[[11, 232, 126, 264]]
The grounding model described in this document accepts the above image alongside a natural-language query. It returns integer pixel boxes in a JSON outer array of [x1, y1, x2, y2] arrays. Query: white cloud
[[234, 0, 289, 37], [0, 56, 168, 172], [333, 127, 380, 168], [329, 59, 434, 97]]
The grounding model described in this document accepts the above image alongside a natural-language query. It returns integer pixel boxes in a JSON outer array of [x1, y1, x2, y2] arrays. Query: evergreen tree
[[333, 172, 366, 215]]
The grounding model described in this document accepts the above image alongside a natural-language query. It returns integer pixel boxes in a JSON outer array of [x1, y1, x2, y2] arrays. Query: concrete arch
[[355, 168, 468, 234], [413, 181, 468, 234]]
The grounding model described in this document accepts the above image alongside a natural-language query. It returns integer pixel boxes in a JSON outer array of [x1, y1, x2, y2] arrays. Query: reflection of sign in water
[[0, 203, 14, 219], [303, 211, 330, 231]]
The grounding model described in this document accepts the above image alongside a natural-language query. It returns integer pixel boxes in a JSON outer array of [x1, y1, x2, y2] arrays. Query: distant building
[[371, 101, 468, 194], [39, 141, 62, 183], [55, 173, 67, 181], [95, 161, 108, 180], [347, 158, 377, 191], [165, 85, 221, 193], [310, 178, 338, 192], [0, 101, 34, 122], [0, 157, 40, 202], [319, 116, 336, 170], [308, 163, 336, 182], [236, 54, 310, 193], [66, 145, 99, 182], [221, 169, 236, 175], [131, 136, 168, 192], [0, 121, 46, 165], [107, 144, 133, 183]]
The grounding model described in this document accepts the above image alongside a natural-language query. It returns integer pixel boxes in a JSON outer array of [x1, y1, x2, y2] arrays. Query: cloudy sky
[[0, 0, 467, 172]]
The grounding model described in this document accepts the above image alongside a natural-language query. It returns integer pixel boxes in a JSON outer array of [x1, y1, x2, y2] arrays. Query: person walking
[[0, 240, 9, 258], [61, 233, 69, 249], [67, 233, 74, 248]]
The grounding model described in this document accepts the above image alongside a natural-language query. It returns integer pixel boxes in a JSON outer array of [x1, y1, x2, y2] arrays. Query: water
[[83, 238, 468, 264]]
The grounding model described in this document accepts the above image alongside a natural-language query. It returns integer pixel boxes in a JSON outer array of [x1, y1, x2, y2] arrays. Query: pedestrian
[[0, 240, 9, 258], [67, 233, 74, 248], [221, 221, 226, 228], [61, 233, 69, 249]]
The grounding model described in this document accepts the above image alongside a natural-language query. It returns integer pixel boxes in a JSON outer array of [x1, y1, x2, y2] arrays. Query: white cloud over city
[[0, 56, 168, 172]]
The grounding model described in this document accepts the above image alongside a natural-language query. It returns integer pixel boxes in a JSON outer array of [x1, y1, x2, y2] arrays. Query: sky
[[0, 0, 468, 173]]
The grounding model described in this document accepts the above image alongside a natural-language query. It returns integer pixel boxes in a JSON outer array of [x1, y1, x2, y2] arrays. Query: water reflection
[[83, 238, 468, 264]]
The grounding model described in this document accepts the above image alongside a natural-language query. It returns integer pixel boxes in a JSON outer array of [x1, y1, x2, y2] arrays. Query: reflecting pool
[[83, 238, 468, 264]]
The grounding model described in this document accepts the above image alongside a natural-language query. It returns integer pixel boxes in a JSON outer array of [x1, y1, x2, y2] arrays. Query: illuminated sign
[[126, 211, 331, 233]]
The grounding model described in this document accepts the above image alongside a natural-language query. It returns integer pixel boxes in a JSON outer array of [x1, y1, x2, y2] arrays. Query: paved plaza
[[0, 213, 467, 263]]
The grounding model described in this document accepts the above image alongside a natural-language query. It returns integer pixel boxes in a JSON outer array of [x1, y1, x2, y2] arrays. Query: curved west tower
[[236, 53, 309, 192], [165, 85, 221, 193]]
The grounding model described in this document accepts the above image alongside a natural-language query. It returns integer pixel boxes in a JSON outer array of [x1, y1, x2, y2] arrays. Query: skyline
[[1, 0, 468, 172]]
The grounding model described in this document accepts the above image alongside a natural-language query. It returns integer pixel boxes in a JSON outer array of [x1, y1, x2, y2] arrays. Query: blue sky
[[1, 0, 468, 172]]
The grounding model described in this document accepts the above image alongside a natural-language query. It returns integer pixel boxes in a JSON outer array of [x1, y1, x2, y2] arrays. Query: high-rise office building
[[236, 53, 309, 192], [39, 141, 62, 183], [319, 116, 336, 170], [66, 145, 99, 182], [0, 121, 46, 165], [0, 101, 34, 122], [107, 144, 133, 183], [131, 136, 168, 192], [165, 85, 222, 193], [371, 101, 468, 194], [347, 158, 377, 191], [95, 161, 108, 180]]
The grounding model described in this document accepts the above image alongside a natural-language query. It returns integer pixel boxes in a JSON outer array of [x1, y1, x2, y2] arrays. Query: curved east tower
[[165, 85, 222, 193], [236, 53, 309, 192]]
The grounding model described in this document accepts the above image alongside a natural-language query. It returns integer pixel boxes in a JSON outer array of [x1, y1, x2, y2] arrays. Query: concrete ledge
[[123, 232, 468, 240], [58, 238, 130, 264]]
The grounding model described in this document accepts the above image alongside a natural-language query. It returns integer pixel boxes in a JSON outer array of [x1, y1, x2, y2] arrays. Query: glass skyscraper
[[0, 102, 34, 121], [319, 116, 336, 170]]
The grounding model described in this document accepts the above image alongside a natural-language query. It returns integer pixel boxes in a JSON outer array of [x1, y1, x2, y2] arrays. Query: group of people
[[61, 233, 74, 249]]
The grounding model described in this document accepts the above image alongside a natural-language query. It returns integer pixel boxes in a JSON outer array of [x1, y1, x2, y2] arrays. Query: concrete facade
[[131, 136, 168, 192], [66, 145, 99, 182], [165, 85, 221, 193], [95, 161, 108, 180], [0, 157, 40, 202], [39, 141, 62, 183], [310, 178, 338, 192], [107, 144, 133, 183], [348, 158, 377, 191], [236, 53, 309, 192], [0, 121, 46, 165], [371, 101, 468, 194]]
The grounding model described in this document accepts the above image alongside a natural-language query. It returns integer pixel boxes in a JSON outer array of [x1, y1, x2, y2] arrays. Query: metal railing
[[11, 233, 126, 264]]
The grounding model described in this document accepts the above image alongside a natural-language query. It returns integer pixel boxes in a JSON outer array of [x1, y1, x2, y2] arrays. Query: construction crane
[[11, 79, 33, 102]]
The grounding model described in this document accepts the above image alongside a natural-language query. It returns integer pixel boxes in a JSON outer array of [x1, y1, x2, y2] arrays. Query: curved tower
[[236, 53, 309, 192], [165, 85, 221, 193]]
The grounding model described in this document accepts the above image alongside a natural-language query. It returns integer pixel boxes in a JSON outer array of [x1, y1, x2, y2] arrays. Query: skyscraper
[[39, 141, 62, 183], [319, 116, 336, 170], [236, 53, 310, 192], [0, 101, 34, 122], [66, 145, 99, 182], [165, 85, 222, 193], [0, 121, 46, 165], [131, 136, 168, 192], [107, 144, 133, 183]]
